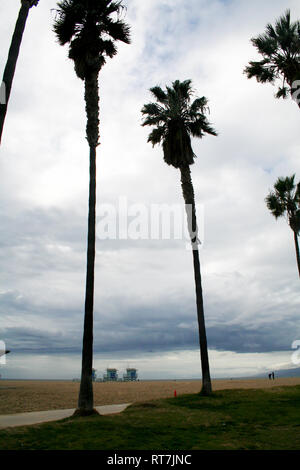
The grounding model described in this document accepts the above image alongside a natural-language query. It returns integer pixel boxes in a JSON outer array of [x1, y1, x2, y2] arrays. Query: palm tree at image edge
[[244, 9, 300, 108], [141, 79, 217, 395], [266, 175, 300, 278], [0, 0, 39, 144], [53, 0, 130, 415]]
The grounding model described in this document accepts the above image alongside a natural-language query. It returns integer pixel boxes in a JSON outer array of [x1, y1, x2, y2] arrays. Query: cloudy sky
[[1, 0, 300, 381]]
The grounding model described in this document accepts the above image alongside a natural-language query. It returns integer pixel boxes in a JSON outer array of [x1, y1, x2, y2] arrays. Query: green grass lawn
[[1, 385, 300, 450]]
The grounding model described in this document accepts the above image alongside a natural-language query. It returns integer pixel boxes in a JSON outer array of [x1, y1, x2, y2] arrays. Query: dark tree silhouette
[[141, 79, 217, 395], [244, 10, 300, 108], [266, 175, 300, 278], [0, 0, 39, 144], [54, 0, 130, 415]]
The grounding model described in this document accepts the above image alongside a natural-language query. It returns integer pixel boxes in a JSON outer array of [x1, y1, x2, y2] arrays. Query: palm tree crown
[[141, 79, 217, 168], [266, 175, 300, 278], [244, 10, 300, 103], [266, 175, 300, 233], [53, 0, 131, 81]]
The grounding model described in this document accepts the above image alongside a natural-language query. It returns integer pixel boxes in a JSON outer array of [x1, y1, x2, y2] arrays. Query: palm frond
[[274, 175, 295, 195], [149, 86, 168, 104], [252, 33, 278, 56], [147, 126, 165, 147], [141, 102, 165, 117], [189, 96, 209, 115], [102, 17, 131, 44], [141, 115, 164, 127], [275, 9, 291, 40], [265, 192, 286, 218], [171, 79, 193, 101], [275, 85, 289, 99], [187, 117, 217, 138], [141, 103, 167, 127], [53, 0, 84, 45], [266, 22, 277, 41], [244, 60, 276, 83], [100, 38, 118, 58]]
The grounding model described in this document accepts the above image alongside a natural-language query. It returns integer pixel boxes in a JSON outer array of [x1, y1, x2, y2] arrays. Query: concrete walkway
[[0, 403, 131, 429]]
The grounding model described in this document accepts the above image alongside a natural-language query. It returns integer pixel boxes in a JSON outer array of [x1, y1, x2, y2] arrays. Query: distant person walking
[[272, 372, 275, 380]]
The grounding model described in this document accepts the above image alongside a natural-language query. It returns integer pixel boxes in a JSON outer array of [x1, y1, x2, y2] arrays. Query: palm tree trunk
[[0, 1, 32, 144], [77, 145, 96, 414], [180, 165, 212, 396], [76, 72, 99, 415], [293, 230, 300, 278]]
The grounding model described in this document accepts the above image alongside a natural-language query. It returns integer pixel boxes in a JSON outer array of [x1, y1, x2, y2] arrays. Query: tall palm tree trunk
[[77, 72, 99, 415], [180, 165, 212, 396], [0, 1, 32, 144], [293, 230, 300, 278]]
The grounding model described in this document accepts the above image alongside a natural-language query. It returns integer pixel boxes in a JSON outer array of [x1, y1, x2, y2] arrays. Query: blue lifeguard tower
[[123, 368, 138, 381], [103, 368, 118, 381]]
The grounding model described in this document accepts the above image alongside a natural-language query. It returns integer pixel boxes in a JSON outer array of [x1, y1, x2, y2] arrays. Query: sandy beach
[[0, 377, 300, 415]]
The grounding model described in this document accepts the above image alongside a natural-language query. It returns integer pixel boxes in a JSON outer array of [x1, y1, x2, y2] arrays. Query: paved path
[[0, 403, 131, 429]]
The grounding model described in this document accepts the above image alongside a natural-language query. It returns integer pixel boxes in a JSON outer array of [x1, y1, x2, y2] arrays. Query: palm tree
[[53, 0, 130, 415], [141, 79, 217, 395], [0, 0, 39, 144], [266, 175, 300, 278], [244, 9, 300, 108]]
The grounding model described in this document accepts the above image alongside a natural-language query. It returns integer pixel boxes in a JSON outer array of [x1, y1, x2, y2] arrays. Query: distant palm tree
[[266, 175, 300, 278], [0, 0, 39, 144], [54, 0, 130, 415], [244, 9, 300, 108], [141, 79, 217, 395]]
